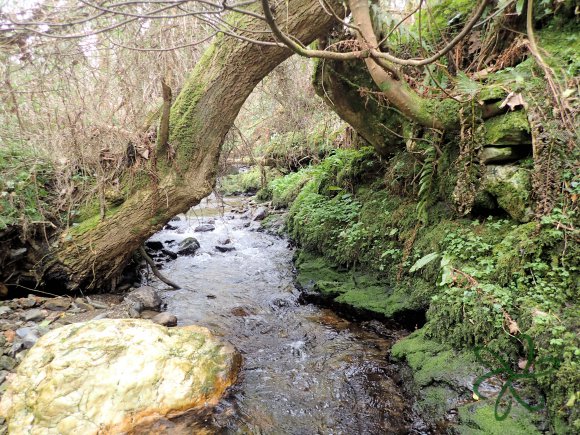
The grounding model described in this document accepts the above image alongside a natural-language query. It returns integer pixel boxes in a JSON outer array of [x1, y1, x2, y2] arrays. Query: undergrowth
[[265, 146, 579, 431], [0, 146, 56, 231]]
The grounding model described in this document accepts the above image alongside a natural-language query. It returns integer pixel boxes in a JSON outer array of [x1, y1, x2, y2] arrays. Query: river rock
[[43, 297, 70, 311], [215, 245, 236, 253], [16, 298, 35, 309], [127, 301, 143, 318], [124, 287, 162, 311], [21, 332, 39, 349], [74, 298, 95, 312], [161, 249, 178, 260], [177, 237, 200, 256], [0, 306, 11, 316], [151, 312, 178, 327], [194, 224, 215, 232], [480, 146, 526, 164], [145, 240, 164, 251], [0, 356, 15, 371], [0, 319, 241, 434], [253, 207, 267, 221], [86, 298, 108, 310], [23, 309, 46, 322]]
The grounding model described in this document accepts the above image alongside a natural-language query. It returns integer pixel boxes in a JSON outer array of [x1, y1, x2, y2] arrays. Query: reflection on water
[[146, 195, 420, 434]]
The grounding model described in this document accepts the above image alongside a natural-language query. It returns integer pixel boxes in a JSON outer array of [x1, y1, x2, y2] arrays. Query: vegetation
[[0, 146, 55, 231], [0, 0, 578, 432]]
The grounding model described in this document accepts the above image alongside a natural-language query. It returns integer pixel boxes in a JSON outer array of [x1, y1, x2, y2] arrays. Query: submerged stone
[[0, 319, 240, 434], [177, 237, 201, 256], [215, 245, 236, 253]]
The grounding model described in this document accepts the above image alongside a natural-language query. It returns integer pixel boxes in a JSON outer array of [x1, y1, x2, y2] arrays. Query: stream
[[145, 195, 422, 434]]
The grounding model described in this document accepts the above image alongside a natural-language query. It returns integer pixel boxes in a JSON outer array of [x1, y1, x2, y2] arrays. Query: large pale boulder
[[0, 319, 240, 434]]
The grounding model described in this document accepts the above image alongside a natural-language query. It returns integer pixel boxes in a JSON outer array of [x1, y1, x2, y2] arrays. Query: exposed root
[[139, 246, 181, 290]]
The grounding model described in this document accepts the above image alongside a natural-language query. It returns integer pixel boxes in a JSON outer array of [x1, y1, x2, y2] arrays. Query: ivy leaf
[[410, 252, 439, 273]]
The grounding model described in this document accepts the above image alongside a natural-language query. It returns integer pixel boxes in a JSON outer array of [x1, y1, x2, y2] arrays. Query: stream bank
[[255, 147, 578, 434]]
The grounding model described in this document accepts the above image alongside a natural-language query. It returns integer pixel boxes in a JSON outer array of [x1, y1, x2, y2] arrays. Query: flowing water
[[145, 195, 421, 434]]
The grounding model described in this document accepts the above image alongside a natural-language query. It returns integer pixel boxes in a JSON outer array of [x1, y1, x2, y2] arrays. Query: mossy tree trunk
[[43, 0, 341, 291]]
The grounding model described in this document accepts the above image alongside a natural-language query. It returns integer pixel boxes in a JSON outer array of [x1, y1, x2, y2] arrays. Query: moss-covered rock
[[295, 251, 421, 320], [482, 165, 533, 222], [484, 111, 531, 146]]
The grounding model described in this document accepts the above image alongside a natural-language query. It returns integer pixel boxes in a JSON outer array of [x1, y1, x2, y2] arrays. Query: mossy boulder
[[484, 111, 531, 146], [482, 165, 533, 222], [0, 319, 241, 434]]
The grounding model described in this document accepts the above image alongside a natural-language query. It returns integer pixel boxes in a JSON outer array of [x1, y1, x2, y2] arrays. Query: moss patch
[[484, 111, 531, 146], [455, 401, 542, 434]]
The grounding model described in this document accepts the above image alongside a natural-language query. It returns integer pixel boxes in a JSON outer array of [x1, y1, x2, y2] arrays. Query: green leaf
[[516, 0, 524, 15], [410, 252, 439, 273]]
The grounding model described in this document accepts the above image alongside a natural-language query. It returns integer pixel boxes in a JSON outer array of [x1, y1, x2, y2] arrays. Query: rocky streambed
[[0, 195, 425, 434]]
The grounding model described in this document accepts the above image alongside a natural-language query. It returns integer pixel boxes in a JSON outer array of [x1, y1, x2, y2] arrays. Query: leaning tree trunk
[[43, 0, 341, 291]]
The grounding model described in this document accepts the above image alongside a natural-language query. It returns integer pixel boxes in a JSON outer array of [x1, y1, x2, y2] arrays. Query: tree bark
[[43, 0, 341, 291], [312, 56, 405, 156]]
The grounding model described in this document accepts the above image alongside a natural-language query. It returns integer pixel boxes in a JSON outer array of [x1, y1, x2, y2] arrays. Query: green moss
[[295, 251, 419, 318], [274, 122, 577, 430], [391, 329, 479, 388], [455, 402, 542, 434], [168, 38, 225, 170], [419, 386, 453, 416], [69, 206, 120, 236], [483, 165, 533, 222], [484, 111, 531, 145], [218, 167, 278, 196], [537, 21, 580, 77]]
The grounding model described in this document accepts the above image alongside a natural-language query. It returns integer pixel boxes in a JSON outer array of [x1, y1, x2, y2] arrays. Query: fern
[[416, 145, 437, 224], [455, 71, 482, 97]]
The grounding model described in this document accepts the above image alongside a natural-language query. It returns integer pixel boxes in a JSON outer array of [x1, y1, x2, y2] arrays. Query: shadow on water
[[145, 195, 426, 434]]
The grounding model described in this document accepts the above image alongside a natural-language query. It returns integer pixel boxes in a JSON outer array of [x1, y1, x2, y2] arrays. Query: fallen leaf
[[499, 92, 526, 111], [504, 311, 521, 334]]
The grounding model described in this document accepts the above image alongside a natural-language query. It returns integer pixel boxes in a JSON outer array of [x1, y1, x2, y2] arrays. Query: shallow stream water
[[146, 195, 421, 434]]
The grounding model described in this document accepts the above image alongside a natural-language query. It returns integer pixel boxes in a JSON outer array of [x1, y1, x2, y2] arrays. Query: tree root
[[138, 246, 181, 290]]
